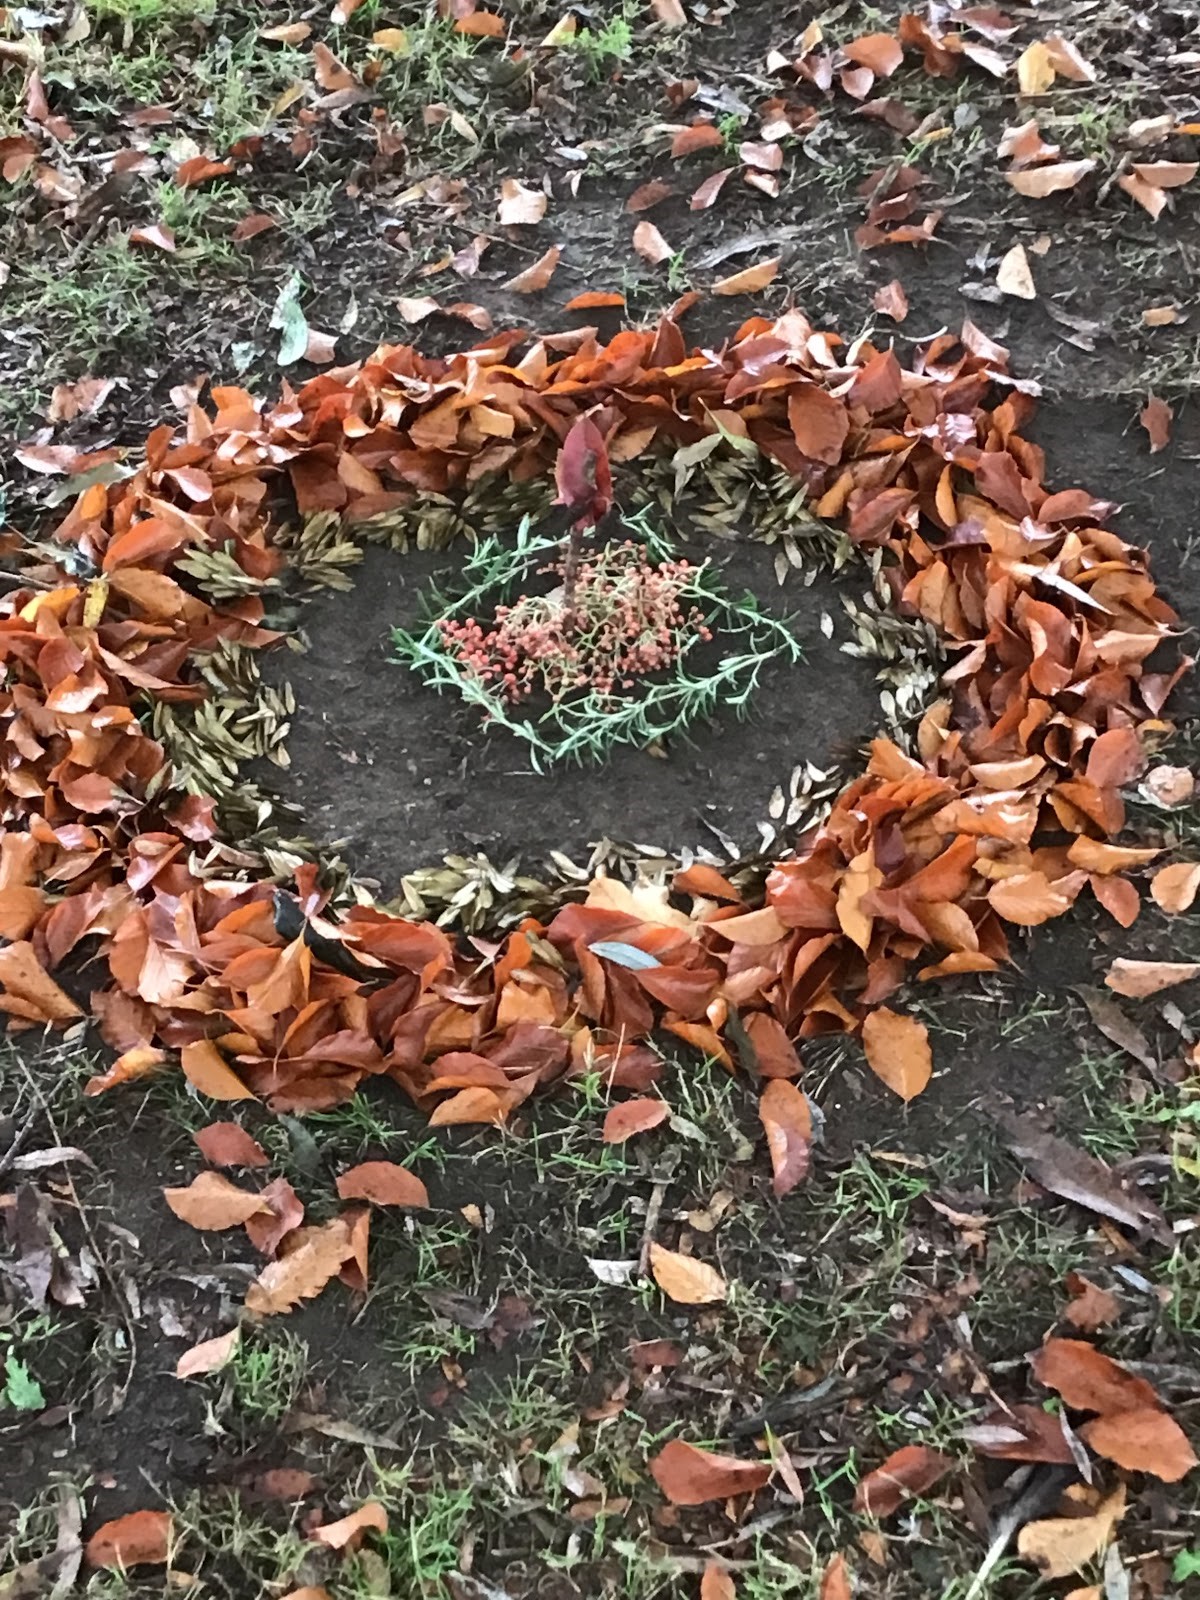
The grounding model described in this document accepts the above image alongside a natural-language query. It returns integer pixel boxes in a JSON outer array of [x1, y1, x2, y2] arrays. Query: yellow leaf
[[649, 1242, 726, 1304]]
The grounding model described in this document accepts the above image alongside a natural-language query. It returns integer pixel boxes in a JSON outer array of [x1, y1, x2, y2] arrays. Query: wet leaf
[[1105, 958, 1200, 997], [861, 1008, 931, 1100], [164, 1172, 269, 1231], [713, 258, 780, 295], [85, 1510, 173, 1569], [853, 1443, 953, 1516], [176, 1326, 240, 1378], [999, 1116, 1168, 1235], [649, 1242, 726, 1304], [650, 1440, 771, 1505], [759, 1079, 812, 1195], [602, 1098, 670, 1142], [335, 1161, 429, 1207]]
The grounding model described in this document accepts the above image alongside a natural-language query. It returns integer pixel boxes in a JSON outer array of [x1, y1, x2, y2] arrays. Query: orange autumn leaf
[[176, 1325, 240, 1378], [712, 258, 780, 296], [502, 245, 560, 292], [85, 1046, 167, 1096], [164, 1171, 270, 1231], [564, 291, 626, 309], [335, 1160, 429, 1207], [85, 1509, 174, 1569], [759, 1078, 812, 1196], [1105, 958, 1200, 997], [245, 1215, 361, 1315], [1080, 1408, 1198, 1482], [872, 279, 908, 321], [860, 1008, 931, 1101], [671, 121, 724, 157], [648, 1242, 726, 1304], [1150, 861, 1200, 914], [181, 1038, 256, 1101], [1140, 395, 1172, 453], [853, 1443, 953, 1516], [1030, 1338, 1161, 1414], [311, 1501, 388, 1549], [1018, 1485, 1126, 1580], [602, 1098, 670, 1142], [650, 1439, 771, 1505], [819, 1554, 853, 1600], [0, 940, 82, 1023], [701, 1562, 737, 1600], [455, 11, 506, 36]]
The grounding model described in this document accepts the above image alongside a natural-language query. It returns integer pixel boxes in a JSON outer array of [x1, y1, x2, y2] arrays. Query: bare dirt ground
[[3, 2, 1200, 1598]]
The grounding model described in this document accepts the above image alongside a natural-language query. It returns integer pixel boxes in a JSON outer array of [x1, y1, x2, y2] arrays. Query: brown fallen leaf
[[311, 1501, 388, 1550], [0, 941, 82, 1024], [456, 11, 506, 36], [712, 257, 780, 296], [1061, 1272, 1121, 1333], [633, 221, 674, 265], [819, 1554, 853, 1600], [1105, 957, 1200, 997], [996, 242, 1036, 299], [1030, 1337, 1161, 1415], [648, 1241, 726, 1304], [1142, 764, 1194, 806], [671, 121, 724, 157], [1150, 860, 1200, 914], [650, 1439, 772, 1505], [245, 1215, 359, 1315], [853, 1443, 953, 1517], [701, 1561, 737, 1600], [181, 1038, 256, 1101], [872, 279, 908, 321], [502, 244, 561, 292], [498, 178, 547, 226], [313, 41, 355, 91], [335, 1160, 429, 1207], [690, 167, 735, 210], [759, 1078, 812, 1196], [998, 1115, 1169, 1236], [194, 1122, 269, 1168], [130, 224, 176, 252], [602, 1098, 670, 1142], [1017, 1484, 1125, 1579], [1080, 1408, 1198, 1482], [1140, 395, 1172, 453], [1016, 40, 1055, 95], [651, 0, 688, 24], [176, 1326, 240, 1379], [626, 179, 673, 212], [85, 1509, 173, 1569], [861, 1008, 932, 1101], [1006, 160, 1096, 198], [164, 1171, 270, 1231]]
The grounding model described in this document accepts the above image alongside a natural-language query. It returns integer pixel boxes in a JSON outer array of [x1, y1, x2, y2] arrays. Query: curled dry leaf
[[633, 221, 674, 265], [85, 1509, 173, 1570], [1151, 860, 1200, 914], [602, 1098, 670, 1142], [1140, 395, 1172, 453], [176, 1325, 240, 1378], [502, 244, 561, 292], [245, 1214, 362, 1315], [193, 1122, 269, 1168], [853, 1443, 953, 1517], [690, 167, 735, 210], [861, 1008, 931, 1101], [759, 1078, 812, 1196], [650, 1439, 772, 1505], [311, 1501, 388, 1550], [648, 1241, 726, 1304], [1105, 958, 1200, 997], [712, 257, 780, 296], [164, 1171, 269, 1231], [498, 178, 548, 226], [335, 1160, 429, 1207], [1017, 1484, 1125, 1579]]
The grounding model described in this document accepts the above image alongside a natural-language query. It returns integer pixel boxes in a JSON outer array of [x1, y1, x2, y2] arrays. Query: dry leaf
[[872, 279, 908, 321], [181, 1038, 255, 1101], [854, 1444, 953, 1517], [1030, 1338, 1161, 1415], [651, 0, 688, 24], [650, 1440, 771, 1505], [0, 941, 82, 1023], [701, 1562, 737, 1600], [164, 1171, 269, 1231], [245, 1215, 359, 1315], [1016, 41, 1055, 95], [498, 178, 548, 226], [1043, 34, 1097, 82], [311, 1501, 388, 1550], [1105, 958, 1200, 997], [759, 1079, 812, 1196], [129, 224, 176, 252], [176, 1326, 240, 1378], [603, 1098, 670, 1142], [456, 11, 506, 37], [633, 221, 674, 264], [1062, 1273, 1120, 1332], [996, 242, 1036, 299], [1006, 160, 1095, 198], [1140, 395, 1172, 453], [335, 1160, 429, 1207], [627, 179, 673, 212], [313, 42, 355, 91], [502, 244, 560, 292], [193, 1122, 269, 1168], [1080, 1409, 1198, 1482], [1142, 764, 1194, 806], [1017, 1485, 1126, 1579], [819, 1554, 853, 1600], [713, 258, 780, 295], [85, 1510, 173, 1569], [690, 167, 735, 210], [649, 1242, 726, 1304], [1150, 861, 1200, 914], [861, 1008, 932, 1101]]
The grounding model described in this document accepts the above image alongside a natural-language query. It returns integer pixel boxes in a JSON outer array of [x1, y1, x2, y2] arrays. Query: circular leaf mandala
[[2, 309, 1184, 1167]]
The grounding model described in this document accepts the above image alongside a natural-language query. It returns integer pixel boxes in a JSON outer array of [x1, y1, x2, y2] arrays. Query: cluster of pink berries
[[437, 542, 713, 706]]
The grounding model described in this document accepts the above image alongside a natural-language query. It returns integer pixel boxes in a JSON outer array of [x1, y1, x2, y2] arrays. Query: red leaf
[[554, 416, 613, 527]]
